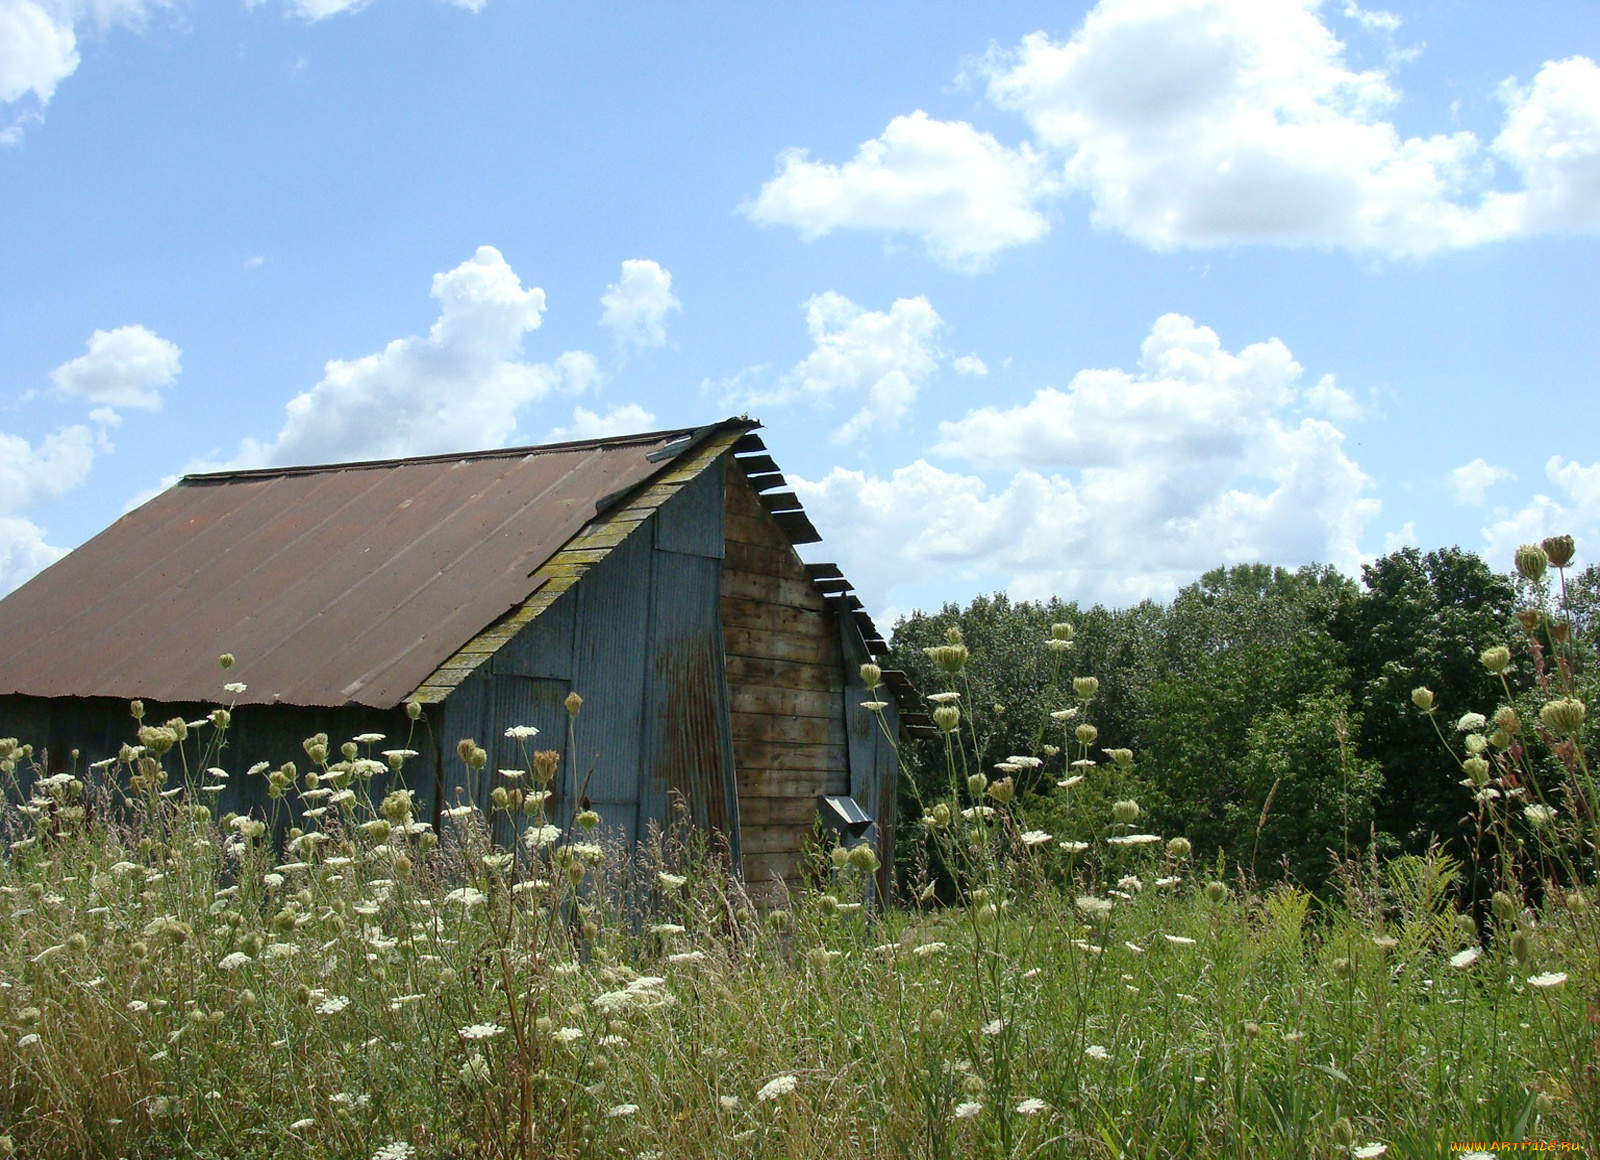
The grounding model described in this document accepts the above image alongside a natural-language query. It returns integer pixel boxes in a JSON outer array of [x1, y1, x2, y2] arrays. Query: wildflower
[[757, 1074, 797, 1101], [1124, 941, 1144, 954], [1118, 875, 1143, 892], [981, 1018, 1007, 1036], [461, 1023, 506, 1040], [223, 682, 247, 694], [1166, 837, 1192, 859], [651, 922, 687, 935], [315, 995, 350, 1015], [933, 705, 960, 732], [1449, 947, 1482, 969], [1353, 1145, 1388, 1158], [961, 805, 995, 820], [1015, 1098, 1047, 1115], [371, 1144, 416, 1160], [1105, 747, 1134, 767], [1111, 800, 1140, 824], [1411, 687, 1435, 712], [445, 888, 487, 908], [1019, 830, 1053, 846], [1515, 543, 1548, 582], [608, 1103, 640, 1117], [924, 642, 969, 674], [1163, 934, 1196, 946], [550, 1027, 584, 1044], [289, 1118, 316, 1132], [1056, 774, 1085, 789], [657, 872, 687, 889], [1085, 1044, 1110, 1060], [329, 1092, 370, 1109], [1059, 840, 1089, 853], [926, 691, 961, 703], [1107, 834, 1161, 846], [1076, 895, 1112, 919], [954, 1101, 984, 1119], [860, 700, 888, 711], [1075, 723, 1098, 745], [1072, 676, 1099, 700], [719, 1095, 741, 1109], [1540, 697, 1586, 736], [1527, 972, 1568, 988], [217, 952, 253, 970], [1050, 708, 1078, 722], [1524, 803, 1558, 827], [504, 724, 539, 739], [1456, 712, 1487, 733], [523, 824, 561, 848], [911, 941, 947, 957]]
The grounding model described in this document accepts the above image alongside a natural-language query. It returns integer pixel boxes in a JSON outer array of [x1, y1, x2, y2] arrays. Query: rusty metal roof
[[0, 419, 756, 709]]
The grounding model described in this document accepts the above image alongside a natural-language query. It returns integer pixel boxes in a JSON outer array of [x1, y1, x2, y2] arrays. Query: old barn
[[0, 417, 934, 891]]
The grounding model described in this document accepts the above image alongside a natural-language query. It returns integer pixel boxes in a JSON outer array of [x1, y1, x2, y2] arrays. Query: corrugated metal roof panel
[[0, 422, 755, 709]]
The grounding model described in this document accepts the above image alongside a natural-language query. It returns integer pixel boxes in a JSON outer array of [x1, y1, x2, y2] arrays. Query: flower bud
[[1112, 799, 1140, 825], [1536, 1091, 1556, 1115], [1072, 676, 1099, 701], [1411, 687, 1435, 712], [1106, 748, 1133, 767], [930, 803, 951, 827], [933, 705, 960, 733], [565, 691, 583, 717], [1205, 881, 1228, 903], [130, 699, 144, 721], [1493, 706, 1520, 735], [1463, 756, 1491, 787], [1541, 534, 1575, 569], [1515, 543, 1548, 583], [987, 777, 1015, 805], [1166, 837, 1192, 860], [1480, 646, 1511, 675], [406, 700, 423, 721], [490, 787, 510, 809], [1331, 1117, 1355, 1147], [923, 643, 969, 674], [533, 750, 560, 785], [1455, 913, 1477, 941], [1051, 623, 1074, 642], [967, 774, 988, 798], [766, 909, 789, 931], [830, 845, 851, 868], [1491, 890, 1517, 922], [1510, 929, 1533, 964], [1539, 697, 1586, 736], [576, 809, 600, 830], [859, 663, 882, 688], [1075, 723, 1099, 746], [847, 844, 880, 873], [1565, 891, 1588, 914], [1331, 957, 1354, 980]]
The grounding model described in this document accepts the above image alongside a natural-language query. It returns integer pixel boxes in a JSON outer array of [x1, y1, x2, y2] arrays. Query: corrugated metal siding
[[638, 457, 739, 858], [0, 426, 718, 710], [566, 525, 653, 848]]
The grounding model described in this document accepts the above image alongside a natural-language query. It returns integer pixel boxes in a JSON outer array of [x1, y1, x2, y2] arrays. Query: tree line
[[884, 547, 1600, 892]]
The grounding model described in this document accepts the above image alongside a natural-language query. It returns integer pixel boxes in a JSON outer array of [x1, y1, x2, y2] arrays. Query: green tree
[[1330, 547, 1518, 856]]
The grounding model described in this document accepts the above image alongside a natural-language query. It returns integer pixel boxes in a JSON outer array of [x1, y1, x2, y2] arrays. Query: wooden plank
[[733, 453, 779, 476], [724, 538, 799, 579], [729, 710, 844, 747], [722, 625, 840, 666], [721, 596, 832, 638], [738, 795, 821, 828], [721, 570, 827, 611], [727, 738, 846, 772], [758, 490, 802, 513], [738, 825, 814, 855], [728, 684, 839, 720], [723, 654, 842, 693], [742, 850, 806, 885], [725, 510, 796, 553], [734, 766, 842, 799]]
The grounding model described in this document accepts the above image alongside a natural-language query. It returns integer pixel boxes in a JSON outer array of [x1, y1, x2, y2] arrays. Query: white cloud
[[794, 313, 1377, 607], [0, 0, 78, 105], [546, 403, 658, 443], [1450, 457, 1515, 506], [1481, 456, 1600, 568], [213, 246, 597, 469], [727, 292, 943, 444], [1492, 57, 1600, 233], [1381, 521, 1417, 553], [952, 354, 989, 377], [751, 1, 1600, 263], [745, 111, 1055, 270], [1, 0, 168, 138], [50, 324, 181, 411], [599, 259, 681, 350], [0, 423, 98, 592], [1302, 372, 1363, 421]]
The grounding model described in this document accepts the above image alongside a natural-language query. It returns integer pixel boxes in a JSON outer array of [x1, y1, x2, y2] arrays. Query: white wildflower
[[954, 1101, 983, 1119], [444, 888, 487, 908], [657, 872, 687, 889], [315, 995, 350, 1015], [223, 682, 247, 694], [1528, 972, 1568, 988], [911, 942, 947, 957], [1019, 830, 1053, 846], [370, 1143, 415, 1160], [1450, 947, 1482, 969], [1163, 934, 1196, 946], [1106, 834, 1162, 846], [1085, 1044, 1110, 1060], [523, 824, 561, 848], [756, 1074, 797, 1101], [1015, 1097, 1047, 1115], [460, 1023, 506, 1040], [607, 1103, 640, 1117], [217, 952, 253, 971], [1353, 1146, 1387, 1159]]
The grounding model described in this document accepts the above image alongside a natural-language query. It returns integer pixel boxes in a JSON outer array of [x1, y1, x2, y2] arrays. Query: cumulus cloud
[[214, 246, 598, 469], [0, 423, 98, 592], [750, 0, 1600, 263], [1, 0, 168, 139], [952, 354, 989, 377], [745, 111, 1055, 269], [50, 324, 181, 412], [726, 292, 943, 444], [1451, 457, 1516, 506], [599, 260, 681, 351], [1481, 456, 1600, 568], [793, 313, 1377, 607], [546, 403, 658, 444]]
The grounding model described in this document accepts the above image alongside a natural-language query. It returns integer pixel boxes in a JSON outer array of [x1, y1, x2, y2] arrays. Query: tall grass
[[0, 541, 1595, 1159]]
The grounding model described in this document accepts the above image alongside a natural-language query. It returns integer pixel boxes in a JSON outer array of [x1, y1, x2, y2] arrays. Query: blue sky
[[2, 0, 1597, 627]]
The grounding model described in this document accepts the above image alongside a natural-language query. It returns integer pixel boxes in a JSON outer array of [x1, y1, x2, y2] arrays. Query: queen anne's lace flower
[[757, 1074, 797, 1101]]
